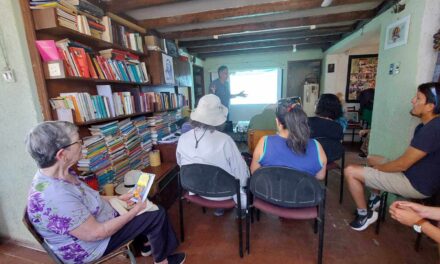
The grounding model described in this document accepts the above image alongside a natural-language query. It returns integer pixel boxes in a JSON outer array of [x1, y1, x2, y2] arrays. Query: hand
[[237, 91, 247, 97], [394, 201, 431, 219], [389, 201, 422, 227], [359, 129, 369, 137], [132, 200, 148, 214], [118, 192, 133, 202], [210, 84, 216, 93]]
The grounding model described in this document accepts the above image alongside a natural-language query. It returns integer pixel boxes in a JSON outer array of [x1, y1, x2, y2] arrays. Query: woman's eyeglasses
[[60, 139, 83, 150]]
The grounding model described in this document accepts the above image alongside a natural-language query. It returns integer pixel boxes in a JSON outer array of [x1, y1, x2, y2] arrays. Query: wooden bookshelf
[[33, 7, 147, 57]]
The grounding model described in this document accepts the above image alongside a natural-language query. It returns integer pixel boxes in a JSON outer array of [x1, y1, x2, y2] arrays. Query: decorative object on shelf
[[149, 150, 161, 167], [384, 15, 410, 50], [345, 54, 378, 102], [392, 0, 406, 14], [162, 53, 175, 84]]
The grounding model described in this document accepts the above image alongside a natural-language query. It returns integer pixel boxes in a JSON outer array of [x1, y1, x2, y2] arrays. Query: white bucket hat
[[190, 94, 228, 126], [115, 170, 143, 195]]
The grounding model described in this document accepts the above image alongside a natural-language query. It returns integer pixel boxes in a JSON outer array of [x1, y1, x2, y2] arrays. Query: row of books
[[50, 85, 186, 123], [55, 39, 149, 82], [31, 1, 145, 53]]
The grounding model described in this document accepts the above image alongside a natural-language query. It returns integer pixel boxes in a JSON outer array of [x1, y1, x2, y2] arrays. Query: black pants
[[103, 206, 178, 262]]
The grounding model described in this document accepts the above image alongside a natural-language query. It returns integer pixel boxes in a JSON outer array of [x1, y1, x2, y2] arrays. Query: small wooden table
[[346, 122, 364, 143]]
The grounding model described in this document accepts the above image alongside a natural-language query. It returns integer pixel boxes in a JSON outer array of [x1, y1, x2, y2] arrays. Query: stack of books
[[119, 119, 143, 170], [132, 116, 153, 167], [77, 136, 114, 188]]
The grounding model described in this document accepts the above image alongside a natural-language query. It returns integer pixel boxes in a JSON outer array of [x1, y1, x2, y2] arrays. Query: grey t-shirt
[[27, 170, 117, 263], [211, 79, 230, 107]]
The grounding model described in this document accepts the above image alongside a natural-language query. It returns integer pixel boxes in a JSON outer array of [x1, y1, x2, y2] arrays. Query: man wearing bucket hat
[[176, 94, 250, 217]]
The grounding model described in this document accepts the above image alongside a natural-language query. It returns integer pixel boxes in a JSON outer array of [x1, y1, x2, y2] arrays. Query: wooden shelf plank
[[76, 111, 154, 126], [46, 76, 149, 85], [36, 25, 147, 57]]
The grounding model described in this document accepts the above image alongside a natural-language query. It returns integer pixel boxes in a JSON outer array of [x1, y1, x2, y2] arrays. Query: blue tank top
[[259, 135, 323, 176]]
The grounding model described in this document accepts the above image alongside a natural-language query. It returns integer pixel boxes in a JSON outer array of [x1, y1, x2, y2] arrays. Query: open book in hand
[[110, 172, 158, 216], [109, 197, 158, 216]]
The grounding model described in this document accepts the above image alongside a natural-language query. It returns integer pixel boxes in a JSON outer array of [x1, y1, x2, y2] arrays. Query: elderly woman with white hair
[[25, 121, 185, 264], [176, 94, 250, 216]]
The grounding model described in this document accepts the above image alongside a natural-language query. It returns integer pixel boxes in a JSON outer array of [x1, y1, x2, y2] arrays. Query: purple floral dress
[[27, 171, 117, 264]]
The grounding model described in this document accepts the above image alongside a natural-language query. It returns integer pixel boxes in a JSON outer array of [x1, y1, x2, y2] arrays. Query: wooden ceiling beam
[[139, 0, 371, 29], [107, 0, 187, 14], [163, 10, 374, 39], [180, 26, 352, 48], [197, 43, 330, 58], [187, 35, 340, 53]]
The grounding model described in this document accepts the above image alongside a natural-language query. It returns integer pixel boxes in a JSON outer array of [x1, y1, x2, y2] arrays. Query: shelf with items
[[32, 7, 147, 56]]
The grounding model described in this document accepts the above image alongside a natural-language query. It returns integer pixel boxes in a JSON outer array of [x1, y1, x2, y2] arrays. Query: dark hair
[[218, 65, 228, 74], [359, 88, 375, 112], [190, 120, 225, 133], [315, 93, 343, 120], [418, 82, 440, 114], [276, 103, 310, 154]]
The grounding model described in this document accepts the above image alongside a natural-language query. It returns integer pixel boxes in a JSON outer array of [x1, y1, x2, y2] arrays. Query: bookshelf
[[20, 0, 191, 195]]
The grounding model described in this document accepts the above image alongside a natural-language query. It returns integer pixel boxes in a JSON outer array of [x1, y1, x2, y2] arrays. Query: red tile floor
[[1, 146, 438, 263]]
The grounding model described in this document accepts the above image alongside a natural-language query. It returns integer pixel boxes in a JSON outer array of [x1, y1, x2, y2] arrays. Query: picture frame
[[162, 53, 175, 84], [384, 15, 411, 50], [346, 111, 359, 123], [345, 54, 378, 102], [327, 63, 335, 73]]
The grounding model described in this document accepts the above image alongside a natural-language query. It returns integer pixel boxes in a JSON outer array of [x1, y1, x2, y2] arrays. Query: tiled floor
[[1, 144, 438, 263]]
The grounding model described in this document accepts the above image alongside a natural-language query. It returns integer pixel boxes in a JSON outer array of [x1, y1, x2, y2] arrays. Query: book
[[35, 40, 60, 62], [109, 197, 158, 216], [131, 173, 155, 203]]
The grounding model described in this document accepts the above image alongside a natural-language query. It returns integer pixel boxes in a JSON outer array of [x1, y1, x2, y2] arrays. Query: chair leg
[[246, 207, 251, 254], [179, 197, 185, 242], [202, 207, 206, 214], [126, 247, 136, 264], [238, 208, 243, 258], [256, 209, 260, 221], [339, 155, 345, 204], [313, 219, 318, 234], [375, 192, 387, 234], [324, 170, 328, 186]]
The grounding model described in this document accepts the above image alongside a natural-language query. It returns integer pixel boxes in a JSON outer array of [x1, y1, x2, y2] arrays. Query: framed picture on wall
[[345, 54, 378, 102], [384, 15, 411, 50]]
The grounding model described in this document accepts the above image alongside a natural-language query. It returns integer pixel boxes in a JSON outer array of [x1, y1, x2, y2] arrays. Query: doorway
[[192, 65, 205, 107]]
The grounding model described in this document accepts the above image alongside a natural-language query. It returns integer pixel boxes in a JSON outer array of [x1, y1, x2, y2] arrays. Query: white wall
[[0, 0, 43, 247]]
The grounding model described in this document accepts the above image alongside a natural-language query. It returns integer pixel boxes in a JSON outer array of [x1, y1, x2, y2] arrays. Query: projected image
[[230, 69, 280, 105]]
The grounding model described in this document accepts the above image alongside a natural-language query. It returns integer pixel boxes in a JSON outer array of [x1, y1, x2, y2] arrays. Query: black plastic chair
[[246, 167, 326, 264], [314, 137, 345, 203], [178, 163, 244, 257], [23, 207, 136, 264]]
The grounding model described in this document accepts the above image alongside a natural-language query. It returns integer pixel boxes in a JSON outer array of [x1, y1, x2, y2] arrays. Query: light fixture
[[292, 44, 297, 53], [321, 0, 333, 7], [213, 35, 219, 39], [310, 25, 316, 30]]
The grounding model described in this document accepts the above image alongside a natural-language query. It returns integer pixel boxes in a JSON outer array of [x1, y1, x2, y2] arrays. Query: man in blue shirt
[[210, 65, 246, 109], [345, 82, 440, 231]]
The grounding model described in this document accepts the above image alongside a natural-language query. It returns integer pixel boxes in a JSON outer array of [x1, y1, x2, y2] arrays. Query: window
[[230, 68, 281, 105]]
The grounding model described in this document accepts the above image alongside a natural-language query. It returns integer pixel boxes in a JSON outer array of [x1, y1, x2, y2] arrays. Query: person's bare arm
[[315, 142, 327, 181], [231, 91, 247, 98], [374, 146, 426, 172], [250, 136, 265, 174], [69, 200, 147, 242], [390, 201, 440, 243], [396, 201, 440, 221]]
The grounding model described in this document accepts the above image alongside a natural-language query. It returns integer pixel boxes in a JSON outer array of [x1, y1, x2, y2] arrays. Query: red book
[[86, 54, 98, 79], [68, 47, 90, 78]]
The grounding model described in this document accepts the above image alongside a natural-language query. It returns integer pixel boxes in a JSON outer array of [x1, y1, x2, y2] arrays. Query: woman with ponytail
[[250, 97, 327, 179]]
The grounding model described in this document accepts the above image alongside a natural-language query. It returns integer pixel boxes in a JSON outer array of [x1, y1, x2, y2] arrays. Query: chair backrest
[[314, 137, 345, 163], [22, 207, 63, 264], [250, 167, 324, 208], [180, 164, 239, 197], [247, 129, 277, 153]]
